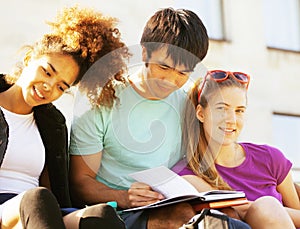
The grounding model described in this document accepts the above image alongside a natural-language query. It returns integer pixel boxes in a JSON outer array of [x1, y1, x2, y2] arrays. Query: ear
[[196, 104, 205, 123], [141, 45, 148, 63]]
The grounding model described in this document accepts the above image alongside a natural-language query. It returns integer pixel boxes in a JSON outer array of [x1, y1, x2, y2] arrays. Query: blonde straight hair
[[181, 76, 247, 190]]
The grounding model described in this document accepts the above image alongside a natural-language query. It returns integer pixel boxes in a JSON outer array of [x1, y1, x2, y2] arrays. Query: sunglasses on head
[[197, 70, 250, 103]]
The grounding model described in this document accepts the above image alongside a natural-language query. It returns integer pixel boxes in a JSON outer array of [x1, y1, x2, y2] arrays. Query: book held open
[[124, 166, 247, 212]]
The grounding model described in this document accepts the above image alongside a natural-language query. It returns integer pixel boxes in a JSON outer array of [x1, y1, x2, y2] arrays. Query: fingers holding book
[[127, 182, 165, 208]]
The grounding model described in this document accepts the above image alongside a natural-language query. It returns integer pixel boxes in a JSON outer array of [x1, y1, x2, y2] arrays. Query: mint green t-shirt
[[69, 80, 186, 190]]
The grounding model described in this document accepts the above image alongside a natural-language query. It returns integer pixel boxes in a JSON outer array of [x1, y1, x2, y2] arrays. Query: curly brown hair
[[6, 6, 130, 108]]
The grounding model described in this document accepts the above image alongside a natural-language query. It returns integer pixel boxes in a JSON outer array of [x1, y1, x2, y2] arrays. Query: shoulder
[[34, 104, 66, 125], [71, 106, 104, 133], [241, 142, 286, 160], [164, 88, 187, 109], [0, 74, 12, 93]]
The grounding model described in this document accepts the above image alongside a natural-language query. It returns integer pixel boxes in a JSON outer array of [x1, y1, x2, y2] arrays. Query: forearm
[[70, 175, 130, 209], [294, 183, 300, 201], [285, 206, 300, 228], [182, 175, 214, 192]]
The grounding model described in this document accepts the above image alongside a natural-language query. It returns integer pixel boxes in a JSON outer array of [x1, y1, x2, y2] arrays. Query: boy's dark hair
[[140, 7, 209, 70]]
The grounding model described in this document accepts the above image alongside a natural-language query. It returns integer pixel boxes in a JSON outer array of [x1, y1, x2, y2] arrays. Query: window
[[263, 0, 300, 51], [272, 112, 300, 181], [174, 0, 225, 40]]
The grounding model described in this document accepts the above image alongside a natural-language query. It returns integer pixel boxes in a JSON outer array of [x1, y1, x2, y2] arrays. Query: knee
[[170, 202, 196, 217], [21, 187, 55, 207], [148, 202, 195, 229], [81, 203, 117, 218], [19, 187, 65, 229], [245, 196, 293, 228], [246, 196, 282, 220], [80, 204, 125, 229]]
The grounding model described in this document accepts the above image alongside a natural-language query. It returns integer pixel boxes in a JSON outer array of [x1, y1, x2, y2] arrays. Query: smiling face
[[17, 53, 79, 108], [143, 47, 192, 99], [196, 86, 247, 147]]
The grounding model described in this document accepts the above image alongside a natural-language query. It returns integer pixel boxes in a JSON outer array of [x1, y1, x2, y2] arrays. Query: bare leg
[[2, 187, 65, 229], [244, 196, 295, 229], [1, 193, 24, 229], [284, 206, 300, 227]]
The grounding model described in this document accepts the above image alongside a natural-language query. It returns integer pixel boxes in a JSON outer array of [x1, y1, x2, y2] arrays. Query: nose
[[162, 70, 181, 87], [42, 77, 57, 91], [166, 74, 177, 86], [225, 110, 237, 123], [42, 82, 50, 91]]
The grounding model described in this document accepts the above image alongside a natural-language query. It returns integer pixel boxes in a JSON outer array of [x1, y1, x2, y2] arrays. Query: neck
[[214, 143, 245, 167], [0, 85, 33, 114], [129, 68, 160, 100]]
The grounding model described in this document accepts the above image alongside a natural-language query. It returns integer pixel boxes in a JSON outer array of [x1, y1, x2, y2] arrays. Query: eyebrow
[[47, 62, 70, 88], [47, 62, 57, 73], [215, 102, 247, 109], [63, 81, 71, 89]]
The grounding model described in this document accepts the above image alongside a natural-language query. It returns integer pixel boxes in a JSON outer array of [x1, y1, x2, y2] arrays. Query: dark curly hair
[[6, 6, 130, 108]]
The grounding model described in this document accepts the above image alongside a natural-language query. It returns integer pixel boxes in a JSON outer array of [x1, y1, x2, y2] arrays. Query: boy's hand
[[127, 182, 165, 208]]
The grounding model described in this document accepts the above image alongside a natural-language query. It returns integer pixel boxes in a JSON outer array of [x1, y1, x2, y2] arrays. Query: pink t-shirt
[[173, 142, 292, 203]]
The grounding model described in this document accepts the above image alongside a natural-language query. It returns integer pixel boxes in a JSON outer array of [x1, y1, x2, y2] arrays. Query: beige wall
[[1, 1, 299, 173], [200, 0, 300, 179], [2, 0, 298, 141], [201, 0, 300, 144], [0, 0, 173, 131], [0, 0, 173, 72]]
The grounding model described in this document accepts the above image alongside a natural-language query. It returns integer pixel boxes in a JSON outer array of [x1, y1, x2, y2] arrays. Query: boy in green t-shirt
[[69, 7, 208, 229]]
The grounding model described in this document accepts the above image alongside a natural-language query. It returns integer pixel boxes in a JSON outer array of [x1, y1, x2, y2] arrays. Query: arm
[[69, 152, 129, 208], [284, 206, 300, 227], [182, 175, 245, 219], [39, 166, 51, 190], [182, 175, 214, 192], [294, 182, 300, 201], [277, 171, 300, 209], [69, 153, 163, 209]]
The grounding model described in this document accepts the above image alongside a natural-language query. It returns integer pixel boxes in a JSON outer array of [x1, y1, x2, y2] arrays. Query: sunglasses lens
[[210, 71, 227, 80], [233, 73, 248, 82]]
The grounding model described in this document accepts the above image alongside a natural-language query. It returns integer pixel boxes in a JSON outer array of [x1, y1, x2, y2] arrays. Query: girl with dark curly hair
[[0, 5, 129, 229]]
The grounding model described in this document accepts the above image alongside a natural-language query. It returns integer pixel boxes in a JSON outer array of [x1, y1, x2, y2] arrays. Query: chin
[[160, 90, 174, 98], [157, 94, 170, 100]]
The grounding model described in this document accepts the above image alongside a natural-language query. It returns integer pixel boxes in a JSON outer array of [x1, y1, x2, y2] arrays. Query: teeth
[[34, 87, 44, 99]]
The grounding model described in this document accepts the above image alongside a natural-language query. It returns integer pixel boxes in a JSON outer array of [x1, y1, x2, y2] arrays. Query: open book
[[123, 166, 247, 212]]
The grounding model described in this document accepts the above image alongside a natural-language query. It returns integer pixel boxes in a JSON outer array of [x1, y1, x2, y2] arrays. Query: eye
[[57, 85, 65, 92], [236, 108, 246, 114], [57, 84, 68, 92], [178, 71, 187, 76], [216, 106, 225, 111], [215, 107, 226, 114], [42, 67, 51, 76], [158, 64, 169, 70]]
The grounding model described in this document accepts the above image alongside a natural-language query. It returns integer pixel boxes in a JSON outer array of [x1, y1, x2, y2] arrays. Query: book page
[[125, 166, 246, 212], [129, 166, 199, 198]]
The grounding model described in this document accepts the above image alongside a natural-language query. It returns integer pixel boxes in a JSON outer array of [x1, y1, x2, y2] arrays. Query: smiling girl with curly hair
[[0, 5, 129, 229]]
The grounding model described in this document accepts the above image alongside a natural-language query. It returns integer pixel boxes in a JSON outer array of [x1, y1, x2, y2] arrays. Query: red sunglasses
[[197, 70, 250, 103]]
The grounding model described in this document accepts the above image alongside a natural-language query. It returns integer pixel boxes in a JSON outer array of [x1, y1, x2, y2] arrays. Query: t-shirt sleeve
[[171, 159, 195, 176], [69, 107, 104, 155], [268, 145, 292, 185]]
